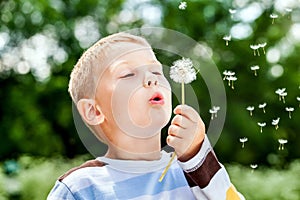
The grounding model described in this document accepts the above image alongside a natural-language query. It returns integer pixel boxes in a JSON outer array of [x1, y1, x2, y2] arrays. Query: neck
[[105, 133, 162, 161]]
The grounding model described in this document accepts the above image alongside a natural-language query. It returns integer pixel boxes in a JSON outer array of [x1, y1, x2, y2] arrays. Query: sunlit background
[[1, 0, 300, 199]]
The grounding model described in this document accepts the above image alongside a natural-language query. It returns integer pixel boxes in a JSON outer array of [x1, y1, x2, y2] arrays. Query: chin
[[151, 108, 172, 128]]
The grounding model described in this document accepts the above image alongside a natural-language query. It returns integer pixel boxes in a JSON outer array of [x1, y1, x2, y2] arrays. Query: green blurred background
[[0, 0, 299, 199]]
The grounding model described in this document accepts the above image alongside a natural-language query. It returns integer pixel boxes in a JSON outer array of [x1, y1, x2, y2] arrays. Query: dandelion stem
[[159, 152, 176, 182], [160, 80, 185, 182], [181, 81, 185, 105]]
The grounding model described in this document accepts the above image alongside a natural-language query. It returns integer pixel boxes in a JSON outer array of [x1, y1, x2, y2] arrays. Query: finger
[[174, 104, 200, 123], [168, 124, 183, 138], [166, 135, 183, 149], [171, 114, 193, 128]]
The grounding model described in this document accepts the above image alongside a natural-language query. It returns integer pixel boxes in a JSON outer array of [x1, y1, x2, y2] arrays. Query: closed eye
[[152, 72, 162, 75], [120, 73, 135, 78]]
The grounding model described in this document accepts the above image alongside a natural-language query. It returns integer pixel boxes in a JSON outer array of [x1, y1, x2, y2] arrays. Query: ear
[[77, 99, 105, 126]]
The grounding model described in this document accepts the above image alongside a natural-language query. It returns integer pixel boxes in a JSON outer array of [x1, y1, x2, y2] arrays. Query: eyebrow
[[109, 60, 129, 73], [110, 59, 161, 73]]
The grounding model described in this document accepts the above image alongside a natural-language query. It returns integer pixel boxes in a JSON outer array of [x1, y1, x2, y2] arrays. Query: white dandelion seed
[[296, 97, 300, 107], [209, 109, 217, 120], [247, 106, 255, 116], [239, 137, 248, 148], [285, 107, 294, 119], [223, 35, 231, 46], [285, 8, 292, 18], [272, 117, 280, 130], [223, 70, 235, 80], [250, 44, 260, 56], [179, 1, 187, 10], [229, 9, 237, 14], [270, 13, 278, 24], [280, 92, 287, 103], [250, 65, 260, 76], [259, 42, 267, 55], [209, 106, 220, 120], [278, 139, 288, 150], [275, 88, 286, 102], [250, 164, 258, 173], [285, 8, 292, 13], [226, 76, 237, 89], [258, 102, 267, 113], [257, 122, 266, 133]]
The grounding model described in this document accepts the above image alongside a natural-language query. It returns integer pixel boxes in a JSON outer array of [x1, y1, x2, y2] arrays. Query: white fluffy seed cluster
[[169, 57, 196, 84]]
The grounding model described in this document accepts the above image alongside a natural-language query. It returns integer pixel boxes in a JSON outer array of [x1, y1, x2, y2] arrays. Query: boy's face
[[95, 42, 172, 141]]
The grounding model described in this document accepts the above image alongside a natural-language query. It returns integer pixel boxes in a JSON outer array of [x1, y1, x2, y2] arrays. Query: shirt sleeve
[[47, 181, 76, 200], [177, 135, 245, 200]]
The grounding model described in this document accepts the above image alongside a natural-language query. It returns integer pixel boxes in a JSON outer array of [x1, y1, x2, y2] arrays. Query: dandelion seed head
[[259, 42, 267, 48], [213, 106, 220, 111], [229, 9, 237, 14], [226, 76, 237, 81], [285, 107, 294, 112], [250, 44, 260, 50], [280, 92, 287, 97], [239, 137, 248, 143], [223, 70, 235, 76], [272, 117, 280, 125], [285, 8, 292, 13], [285, 8, 292, 12], [270, 13, 278, 19], [247, 106, 255, 111], [258, 103, 267, 108], [250, 164, 258, 169], [179, 2, 187, 10], [257, 122, 266, 127], [275, 88, 286, 95], [250, 65, 260, 71], [278, 139, 288, 144], [170, 57, 196, 84], [209, 106, 220, 114], [223, 35, 231, 41], [209, 109, 217, 114]]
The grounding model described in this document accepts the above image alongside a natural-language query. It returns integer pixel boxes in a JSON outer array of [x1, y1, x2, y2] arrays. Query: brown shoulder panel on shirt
[[58, 159, 106, 181], [185, 151, 221, 189]]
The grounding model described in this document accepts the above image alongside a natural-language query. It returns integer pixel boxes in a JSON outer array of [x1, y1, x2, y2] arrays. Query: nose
[[144, 71, 158, 87]]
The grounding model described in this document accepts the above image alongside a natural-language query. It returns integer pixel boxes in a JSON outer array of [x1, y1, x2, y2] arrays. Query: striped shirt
[[47, 136, 244, 200]]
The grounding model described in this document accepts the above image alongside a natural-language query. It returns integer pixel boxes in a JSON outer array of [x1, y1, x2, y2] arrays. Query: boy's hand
[[167, 104, 206, 162]]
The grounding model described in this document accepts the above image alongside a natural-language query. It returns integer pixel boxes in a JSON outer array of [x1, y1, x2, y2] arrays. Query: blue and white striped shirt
[[47, 136, 244, 200]]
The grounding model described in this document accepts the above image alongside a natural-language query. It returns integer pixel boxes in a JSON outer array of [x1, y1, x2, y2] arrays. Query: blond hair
[[68, 32, 151, 103]]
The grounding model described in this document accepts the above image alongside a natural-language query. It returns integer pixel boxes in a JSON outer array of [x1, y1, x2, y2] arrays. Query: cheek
[[128, 89, 151, 127]]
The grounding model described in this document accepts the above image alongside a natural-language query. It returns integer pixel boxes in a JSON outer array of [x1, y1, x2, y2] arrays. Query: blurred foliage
[[0, 155, 91, 200], [0, 156, 300, 200], [0, 0, 299, 169]]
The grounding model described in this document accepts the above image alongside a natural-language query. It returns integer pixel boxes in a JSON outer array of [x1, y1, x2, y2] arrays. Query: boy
[[47, 32, 244, 199]]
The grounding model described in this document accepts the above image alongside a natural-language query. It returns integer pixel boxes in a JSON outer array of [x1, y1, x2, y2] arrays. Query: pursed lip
[[149, 92, 164, 105]]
